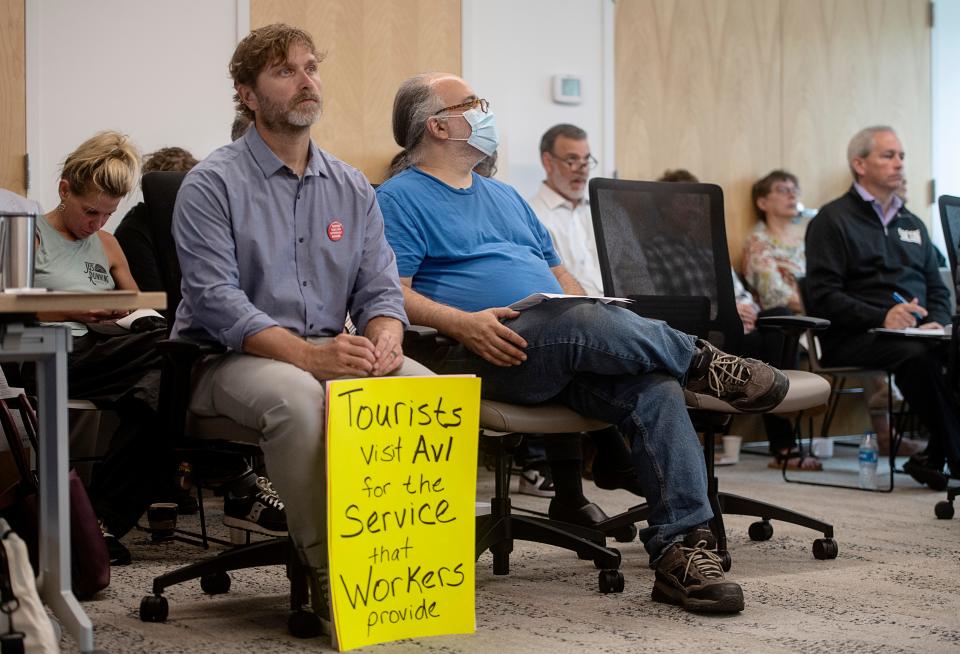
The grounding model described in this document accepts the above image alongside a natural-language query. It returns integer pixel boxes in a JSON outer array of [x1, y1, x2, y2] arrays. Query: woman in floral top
[[743, 170, 805, 312]]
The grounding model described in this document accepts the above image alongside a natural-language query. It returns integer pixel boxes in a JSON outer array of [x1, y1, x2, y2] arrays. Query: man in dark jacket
[[805, 125, 958, 489]]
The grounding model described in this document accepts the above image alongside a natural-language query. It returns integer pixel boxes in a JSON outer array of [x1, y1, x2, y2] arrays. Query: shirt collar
[[538, 182, 587, 211], [853, 181, 902, 225], [243, 126, 329, 179]]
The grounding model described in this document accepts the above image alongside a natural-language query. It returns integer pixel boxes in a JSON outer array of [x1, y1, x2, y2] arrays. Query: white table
[[0, 291, 165, 653]]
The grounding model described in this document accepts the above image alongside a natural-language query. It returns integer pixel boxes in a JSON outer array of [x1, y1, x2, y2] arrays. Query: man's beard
[[256, 90, 322, 133]]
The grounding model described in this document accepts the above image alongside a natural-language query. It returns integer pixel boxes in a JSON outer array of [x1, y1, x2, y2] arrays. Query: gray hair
[[847, 125, 895, 180], [539, 123, 588, 155], [390, 73, 444, 175]]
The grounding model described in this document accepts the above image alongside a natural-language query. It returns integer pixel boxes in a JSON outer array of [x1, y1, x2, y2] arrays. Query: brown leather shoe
[[652, 529, 744, 614], [686, 339, 788, 413]]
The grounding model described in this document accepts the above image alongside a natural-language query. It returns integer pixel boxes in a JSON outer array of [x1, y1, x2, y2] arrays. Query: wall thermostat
[[552, 74, 583, 105]]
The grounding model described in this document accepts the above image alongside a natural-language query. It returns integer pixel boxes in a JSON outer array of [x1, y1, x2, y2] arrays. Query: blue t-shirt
[[377, 167, 563, 312]]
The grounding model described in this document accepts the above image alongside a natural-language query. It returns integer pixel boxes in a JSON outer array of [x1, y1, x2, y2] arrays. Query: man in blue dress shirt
[[172, 24, 430, 628]]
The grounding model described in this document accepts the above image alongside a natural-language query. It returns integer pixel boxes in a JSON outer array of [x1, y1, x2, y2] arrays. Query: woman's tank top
[[34, 214, 115, 335]]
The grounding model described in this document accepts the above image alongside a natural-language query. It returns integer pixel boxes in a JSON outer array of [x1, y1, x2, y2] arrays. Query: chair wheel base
[[611, 524, 638, 543], [934, 501, 954, 519], [288, 610, 323, 638], [598, 569, 625, 593], [200, 572, 231, 594], [139, 595, 168, 622], [719, 550, 732, 572], [748, 520, 773, 541], [812, 538, 839, 560]]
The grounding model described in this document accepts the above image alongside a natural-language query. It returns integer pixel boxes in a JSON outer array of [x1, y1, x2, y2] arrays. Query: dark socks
[[548, 459, 587, 507]]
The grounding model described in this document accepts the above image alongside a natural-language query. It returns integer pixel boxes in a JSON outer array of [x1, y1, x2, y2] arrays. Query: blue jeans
[[437, 299, 714, 563]]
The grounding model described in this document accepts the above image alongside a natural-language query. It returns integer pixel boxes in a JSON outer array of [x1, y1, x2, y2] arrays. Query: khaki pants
[[189, 337, 434, 568]]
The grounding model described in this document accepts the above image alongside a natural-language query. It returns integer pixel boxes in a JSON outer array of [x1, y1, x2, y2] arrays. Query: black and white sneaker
[[223, 476, 288, 537], [517, 465, 556, 497], [98, 520, 131, 566]]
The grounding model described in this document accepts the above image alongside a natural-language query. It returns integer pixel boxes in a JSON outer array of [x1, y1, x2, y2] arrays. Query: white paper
[[871, 325, 948, 337], [508, 292, 632, 311], [115, 308, 164, 330]]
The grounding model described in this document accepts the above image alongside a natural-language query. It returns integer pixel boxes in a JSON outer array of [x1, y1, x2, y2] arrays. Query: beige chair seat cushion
[[186, 369, 829, 442], [480, 400, 608, 434], [684, 369, 830, 414]]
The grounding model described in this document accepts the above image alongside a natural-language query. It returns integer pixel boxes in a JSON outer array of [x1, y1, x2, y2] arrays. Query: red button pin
[[327, 220, 344, 241]]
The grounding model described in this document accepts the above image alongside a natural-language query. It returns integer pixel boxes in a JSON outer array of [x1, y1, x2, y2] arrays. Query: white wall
[[462, 0, 611, 200], [933, 0, 960, 215], [26, 0, 247, 230]]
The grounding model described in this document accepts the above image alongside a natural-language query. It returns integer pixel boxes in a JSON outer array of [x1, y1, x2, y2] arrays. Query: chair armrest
[[404, 324, 439, 340], [757, 315, 830, 331]]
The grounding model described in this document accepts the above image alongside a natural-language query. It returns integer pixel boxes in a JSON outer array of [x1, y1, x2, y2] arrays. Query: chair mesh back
[[141, 171, 188, 315], [939, 195, 960, 290], [588, 178, 741, 351]]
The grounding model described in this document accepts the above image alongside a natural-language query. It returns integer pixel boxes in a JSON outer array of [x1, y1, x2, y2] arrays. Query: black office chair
[[403, 330, 625, 593], [934, 194, 960, 519], [131, 172, 322, 638], [588, 178, 837, 564], [792, 278, 916, 492]]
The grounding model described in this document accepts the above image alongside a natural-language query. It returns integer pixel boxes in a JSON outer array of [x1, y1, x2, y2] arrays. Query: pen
[[892, 292, 923, 321]]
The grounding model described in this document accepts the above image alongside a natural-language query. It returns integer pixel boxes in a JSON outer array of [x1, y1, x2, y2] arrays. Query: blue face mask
[[447, 108, 500, 157]]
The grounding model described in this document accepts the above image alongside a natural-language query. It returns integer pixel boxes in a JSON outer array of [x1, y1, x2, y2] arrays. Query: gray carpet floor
[[61, 449, 960, 653]]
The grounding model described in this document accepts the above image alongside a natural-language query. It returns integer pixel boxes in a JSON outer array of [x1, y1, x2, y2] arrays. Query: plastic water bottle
[[858, 431, 879, 489]]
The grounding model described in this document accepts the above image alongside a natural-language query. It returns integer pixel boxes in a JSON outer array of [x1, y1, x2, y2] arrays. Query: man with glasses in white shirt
[[528, 124, 603, 296]]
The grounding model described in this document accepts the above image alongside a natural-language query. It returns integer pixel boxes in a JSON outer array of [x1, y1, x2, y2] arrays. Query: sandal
[[768, 448, 823, 471]]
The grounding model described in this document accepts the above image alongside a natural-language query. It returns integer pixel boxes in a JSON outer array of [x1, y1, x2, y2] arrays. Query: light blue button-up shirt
[[853, 181, 903, 227], [171, 127, 407, 351]]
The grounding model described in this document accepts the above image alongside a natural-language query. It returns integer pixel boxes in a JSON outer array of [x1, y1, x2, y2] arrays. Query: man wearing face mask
[[378, 73, 792, 614]]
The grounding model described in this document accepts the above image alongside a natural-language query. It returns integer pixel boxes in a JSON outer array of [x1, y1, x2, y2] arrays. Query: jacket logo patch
[[897, 228, 921, 245]]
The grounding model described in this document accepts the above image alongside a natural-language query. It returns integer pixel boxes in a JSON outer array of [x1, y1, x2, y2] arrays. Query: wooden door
[[0, 0, 25, 195]]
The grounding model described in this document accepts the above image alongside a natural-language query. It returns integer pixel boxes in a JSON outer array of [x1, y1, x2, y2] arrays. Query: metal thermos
[[0, 212, 37, 291]]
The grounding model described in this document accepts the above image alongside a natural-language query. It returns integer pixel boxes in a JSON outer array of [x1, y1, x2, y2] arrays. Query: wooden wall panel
[[782, 0, 931, 214], [615, 0, 931, 267], [251, 0, 461, 183], [0, 0, 25, 195], [615, 0, 782, 266]]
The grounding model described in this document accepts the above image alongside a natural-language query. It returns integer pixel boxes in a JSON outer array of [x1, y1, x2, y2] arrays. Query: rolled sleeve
[[348, 190, 409, 335], [173, 169, 279, 350]]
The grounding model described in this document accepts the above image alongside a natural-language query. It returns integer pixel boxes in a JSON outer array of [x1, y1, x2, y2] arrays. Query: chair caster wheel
[[288, 610, 322, 638], [748, 520, 773, 541], [813, 538, 839, 560], [611, 524, 638, 543], [934, 501, 954, 519], [598, 569, 625, 594], [593, 547, 621, 569], [139, 595, 168, 622], [718, 550, 732, 572], [200, 572, 231, 594]]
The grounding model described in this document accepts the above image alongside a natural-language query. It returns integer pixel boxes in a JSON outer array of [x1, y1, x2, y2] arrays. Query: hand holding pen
[[885, 292, 927, 329]]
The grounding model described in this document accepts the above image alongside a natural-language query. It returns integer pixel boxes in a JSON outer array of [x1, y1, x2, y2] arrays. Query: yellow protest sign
[[326, 375, 480, 651]]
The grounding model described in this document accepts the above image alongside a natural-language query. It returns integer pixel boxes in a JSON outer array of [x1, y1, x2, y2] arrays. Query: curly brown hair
[[229, 23, 323, 121], [142, 147, 198, 174]]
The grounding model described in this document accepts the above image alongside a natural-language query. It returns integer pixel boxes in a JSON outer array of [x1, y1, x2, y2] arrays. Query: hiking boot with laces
[[686, 339, 788, 413], [652, 528, 744, 613], [223, 476, 288, 537]]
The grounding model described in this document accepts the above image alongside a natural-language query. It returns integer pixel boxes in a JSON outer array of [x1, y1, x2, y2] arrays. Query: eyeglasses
[[771, 184, 800, 197], [434, 97, 489, 116], [548, 152, 598, 171]]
